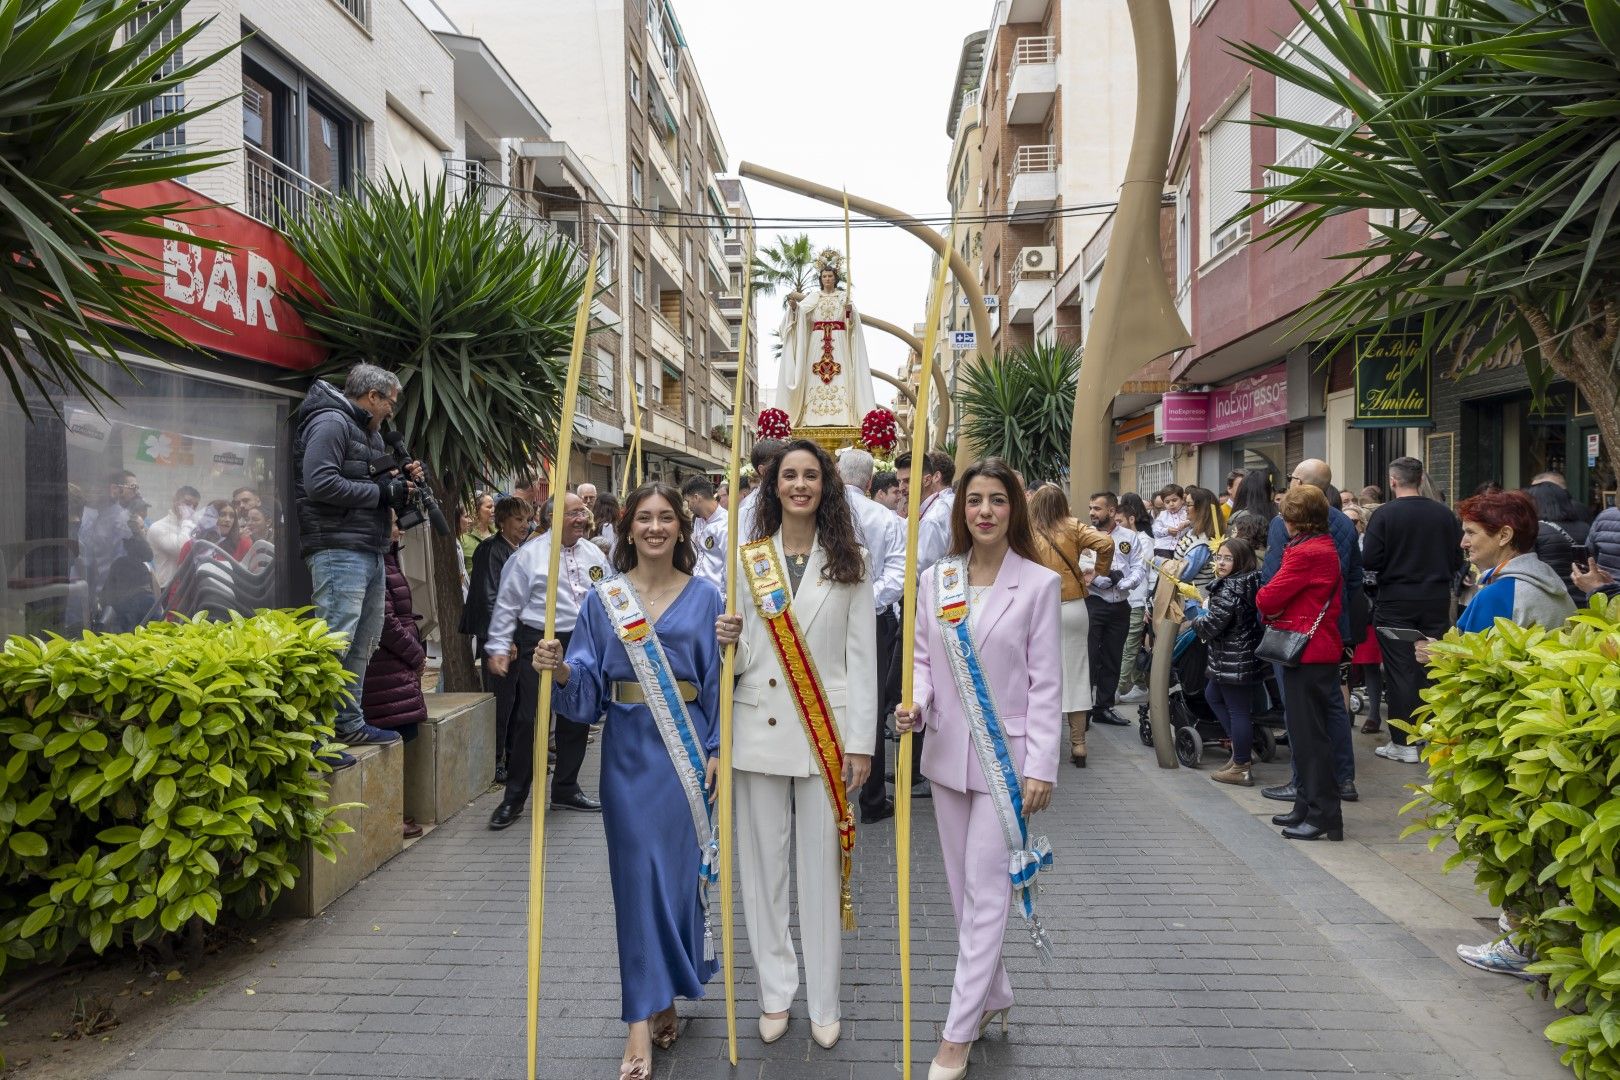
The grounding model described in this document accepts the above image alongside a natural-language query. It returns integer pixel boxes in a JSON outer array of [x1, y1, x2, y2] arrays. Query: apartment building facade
[[436, 0, 753, 483]]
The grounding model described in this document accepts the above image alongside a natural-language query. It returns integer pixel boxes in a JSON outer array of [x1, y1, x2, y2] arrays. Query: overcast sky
[[673, 0, 991, 407]]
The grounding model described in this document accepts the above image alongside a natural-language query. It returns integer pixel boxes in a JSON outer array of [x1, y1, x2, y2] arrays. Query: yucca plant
[[1237, 0, 1620, 480], [0, 0, 236, 418], [282, 176, 591, 691], [955, 341, 1080, 485]]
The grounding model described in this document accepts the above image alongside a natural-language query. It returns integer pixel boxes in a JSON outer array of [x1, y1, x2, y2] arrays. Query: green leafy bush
[[0, 611, 357, 977], [1403, 595, 1620, 1079]]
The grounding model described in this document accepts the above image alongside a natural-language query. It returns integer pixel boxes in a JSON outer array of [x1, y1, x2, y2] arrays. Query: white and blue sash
[[595, 575, 719, 960], [934, 556, 1055, 961]]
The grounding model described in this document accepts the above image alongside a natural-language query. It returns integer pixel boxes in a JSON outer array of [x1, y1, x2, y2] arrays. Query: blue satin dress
[[553, 576, 723, 1023]]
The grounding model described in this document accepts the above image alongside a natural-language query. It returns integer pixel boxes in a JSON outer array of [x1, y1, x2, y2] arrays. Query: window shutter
[[1207, 90, 1252, 251], [1274, 21, 1350, 163]]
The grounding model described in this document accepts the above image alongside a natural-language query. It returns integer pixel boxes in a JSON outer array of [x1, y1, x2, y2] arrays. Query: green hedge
[[0, 611, 357, 977], [1404, 594, 1620, 1079]]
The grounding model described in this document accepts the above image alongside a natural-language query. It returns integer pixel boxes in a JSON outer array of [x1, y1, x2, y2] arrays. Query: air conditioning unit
[[1020, 246, 1056, 273]]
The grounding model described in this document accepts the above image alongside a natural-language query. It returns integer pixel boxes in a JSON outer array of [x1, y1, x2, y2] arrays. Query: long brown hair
[[611, 482, 696, 574], [1186, 485, 1221, 539], [948, 458, 1041, 564], [749, 439, 865, 585]]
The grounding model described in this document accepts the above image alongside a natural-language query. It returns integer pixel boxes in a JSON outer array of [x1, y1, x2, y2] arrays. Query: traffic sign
[[949, 329, 977, 351]]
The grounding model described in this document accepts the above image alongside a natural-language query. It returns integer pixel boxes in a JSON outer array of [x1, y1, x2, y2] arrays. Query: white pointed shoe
[[758, 1013, 788, 1044], [811, 1019, 841, 1048], [928, 1060, 968, 1080]]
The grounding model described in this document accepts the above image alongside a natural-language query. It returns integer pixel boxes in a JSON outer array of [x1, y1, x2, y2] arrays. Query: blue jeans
[[307, 549, 386, 739], [1205, 677, 1254, 765], [1273, 660, 1355, 786]]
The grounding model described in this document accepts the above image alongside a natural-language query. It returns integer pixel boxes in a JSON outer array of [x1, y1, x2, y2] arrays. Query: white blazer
[[731, 533, 878, 777]]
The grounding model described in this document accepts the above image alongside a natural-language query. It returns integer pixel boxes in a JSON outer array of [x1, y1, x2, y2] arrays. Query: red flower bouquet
[[756, 408, 792, 440], [860, 408, 898, 452]]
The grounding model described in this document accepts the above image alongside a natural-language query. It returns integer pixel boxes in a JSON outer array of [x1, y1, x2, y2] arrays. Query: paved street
[[101, 723, 1563, 1080]]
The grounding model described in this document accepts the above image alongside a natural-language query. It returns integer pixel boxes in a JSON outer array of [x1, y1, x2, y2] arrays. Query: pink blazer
[[911, 550, 1064, 792]]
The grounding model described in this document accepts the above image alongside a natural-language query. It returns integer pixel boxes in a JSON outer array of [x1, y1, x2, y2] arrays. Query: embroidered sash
[[739, 537, 857, 931], [934, 556, 1056, 961], [594, 575, 720, 960]]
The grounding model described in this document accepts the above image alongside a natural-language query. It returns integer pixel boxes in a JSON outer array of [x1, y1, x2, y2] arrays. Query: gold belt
[[613, 680, 698, 704]]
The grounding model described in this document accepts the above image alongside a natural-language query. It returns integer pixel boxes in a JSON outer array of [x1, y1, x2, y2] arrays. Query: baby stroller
[[1136, 624, 1281, 769]]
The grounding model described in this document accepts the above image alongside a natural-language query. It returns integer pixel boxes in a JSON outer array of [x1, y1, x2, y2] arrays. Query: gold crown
[[813, 247, 846, 276]]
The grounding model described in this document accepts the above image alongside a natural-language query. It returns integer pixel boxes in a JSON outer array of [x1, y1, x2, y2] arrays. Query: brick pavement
[[100, 721, 1558, 1080]]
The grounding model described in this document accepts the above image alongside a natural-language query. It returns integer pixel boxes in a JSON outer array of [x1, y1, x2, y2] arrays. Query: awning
[[1114, 413, 1156, 445]]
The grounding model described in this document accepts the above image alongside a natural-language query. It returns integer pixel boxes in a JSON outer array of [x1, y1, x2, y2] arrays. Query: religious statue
[[775, 247, 877, 430]]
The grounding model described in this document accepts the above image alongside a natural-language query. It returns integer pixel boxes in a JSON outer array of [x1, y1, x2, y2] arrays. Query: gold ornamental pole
[[524, 252, 596, 1080], [896, 219, 957, 1080], [716, 239, 755, 1066]]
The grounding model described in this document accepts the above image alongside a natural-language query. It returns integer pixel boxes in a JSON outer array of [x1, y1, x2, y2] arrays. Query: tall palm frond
[[750, 234, 815, 305]]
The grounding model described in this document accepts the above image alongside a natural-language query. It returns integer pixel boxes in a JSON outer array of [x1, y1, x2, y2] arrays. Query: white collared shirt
[[485, 531, 610, 655], [915, 487, 955, 576], [692, 508, 728, 590], [845, 484, 906, 611], [1090, 523, 1149, 605]]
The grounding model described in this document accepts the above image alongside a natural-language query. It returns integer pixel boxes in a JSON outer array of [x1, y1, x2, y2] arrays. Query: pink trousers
[[932, 783, 1016, 1043]]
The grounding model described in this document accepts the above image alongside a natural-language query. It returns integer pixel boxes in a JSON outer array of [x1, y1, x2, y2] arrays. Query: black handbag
[[1256, 592, 1333, 668]]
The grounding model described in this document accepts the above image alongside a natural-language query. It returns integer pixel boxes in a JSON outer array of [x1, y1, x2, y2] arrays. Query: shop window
[[0, 358, 290, 640]]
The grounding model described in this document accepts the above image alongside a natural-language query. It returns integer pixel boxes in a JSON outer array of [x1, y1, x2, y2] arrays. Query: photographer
[[292, 363, 424, 760]]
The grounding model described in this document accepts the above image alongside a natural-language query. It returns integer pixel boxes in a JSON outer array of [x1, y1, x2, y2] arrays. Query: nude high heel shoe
[[979, 1006, 1011, 1036], [927, 1060, 968, 1080], [811, 1019, 841, 1047], [758, 1013, 789, 1044]]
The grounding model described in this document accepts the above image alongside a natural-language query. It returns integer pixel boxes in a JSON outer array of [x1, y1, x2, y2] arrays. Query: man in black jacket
[[292, 364, 423, 758], [460, 494, 534, 782], [1362, 456, 1463, 764]]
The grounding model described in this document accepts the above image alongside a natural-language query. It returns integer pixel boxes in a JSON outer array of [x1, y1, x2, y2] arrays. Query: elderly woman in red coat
[[1256, 485, 1343, 843], [363, 525, 428, 731]]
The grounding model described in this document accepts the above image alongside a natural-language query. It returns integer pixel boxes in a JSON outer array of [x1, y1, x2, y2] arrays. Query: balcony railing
[[1014, 143, 1057, 173], [445, 159, 587, 273], [243, 144, 333, 229], [1012, 36, 1055, 67], [1261, 109, 1349, 223]]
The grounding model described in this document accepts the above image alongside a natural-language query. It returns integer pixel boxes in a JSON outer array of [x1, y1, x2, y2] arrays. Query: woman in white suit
[[716, 438, 877, 1050]]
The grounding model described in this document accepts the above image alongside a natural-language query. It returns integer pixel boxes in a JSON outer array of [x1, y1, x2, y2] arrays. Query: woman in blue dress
[[532, 481, 723, 1080]]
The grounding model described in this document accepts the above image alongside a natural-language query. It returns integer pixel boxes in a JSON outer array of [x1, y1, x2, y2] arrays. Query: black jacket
[[459, 532, 519, 642], [1363, 495, 1464, 605], [1588, 508, 1620, 598], [291, 380, 390, 557], [1189, 570, 1266, 685], [1533, 517, 1588, 604]]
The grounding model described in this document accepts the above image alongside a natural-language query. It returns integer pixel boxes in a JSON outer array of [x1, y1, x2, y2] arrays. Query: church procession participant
[[681, 475, 728, 590], [836, 448, 909, 825], [530, 483, 724, 1080], [894, 458, 1062, 1080], [714, 439, 878, 1050], [776, 248, 877, 429], [485, 490, 609, 828]]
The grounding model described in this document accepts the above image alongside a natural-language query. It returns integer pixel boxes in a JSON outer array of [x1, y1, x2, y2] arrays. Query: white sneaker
[[1118, 686, 1149, 704], [1374, 742, 1422, 763], [1457, 937, 1536, 980]]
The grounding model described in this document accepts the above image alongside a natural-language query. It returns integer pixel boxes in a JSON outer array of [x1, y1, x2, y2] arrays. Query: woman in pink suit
[[895, 458, 1063, 1080]]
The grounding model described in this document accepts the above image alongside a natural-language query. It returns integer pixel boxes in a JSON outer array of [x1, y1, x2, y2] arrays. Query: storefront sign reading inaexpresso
[[110, 180, 326, 371], [1353, 332, 1430, 426], [1160, 365, 1289, 443]]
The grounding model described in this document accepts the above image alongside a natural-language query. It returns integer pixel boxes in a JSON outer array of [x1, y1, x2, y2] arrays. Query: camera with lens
[[370, 430, 450, 536]]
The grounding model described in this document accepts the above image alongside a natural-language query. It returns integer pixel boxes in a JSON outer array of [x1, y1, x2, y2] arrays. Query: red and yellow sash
[[739, 537, 856, 931]]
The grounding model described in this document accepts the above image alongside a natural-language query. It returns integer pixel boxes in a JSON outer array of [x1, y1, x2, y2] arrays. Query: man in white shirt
[[147, 485, 200, 590], [895, 449, 956, 575], [681, 476, 727, 591], [838, 450, 907, 823], [1086, 492, 1148, 723], [484, 491, 609, 827]]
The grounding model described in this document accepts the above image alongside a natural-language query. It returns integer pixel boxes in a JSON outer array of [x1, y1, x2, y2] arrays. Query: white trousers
[[735, 769, 843, 1025]]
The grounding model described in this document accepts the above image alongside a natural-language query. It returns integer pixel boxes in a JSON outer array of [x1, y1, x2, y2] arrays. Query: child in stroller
[[1136, 626, 1281, 769]]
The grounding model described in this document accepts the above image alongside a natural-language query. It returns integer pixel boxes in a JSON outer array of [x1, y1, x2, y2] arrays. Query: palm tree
[[1237, 0, 1620, 481], [282, 176, 591, 691], [750, 233, 815, 304], [0, 0, 237, 418], [956, 341, 1080, 486]]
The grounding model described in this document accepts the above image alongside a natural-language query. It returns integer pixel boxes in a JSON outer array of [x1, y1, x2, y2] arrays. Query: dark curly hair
[[749, 439, 865, 585], [612, 482, 696, 574]]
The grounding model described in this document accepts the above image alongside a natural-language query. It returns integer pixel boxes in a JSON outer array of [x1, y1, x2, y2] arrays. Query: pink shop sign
[[1162, 365, 1289, 443]]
